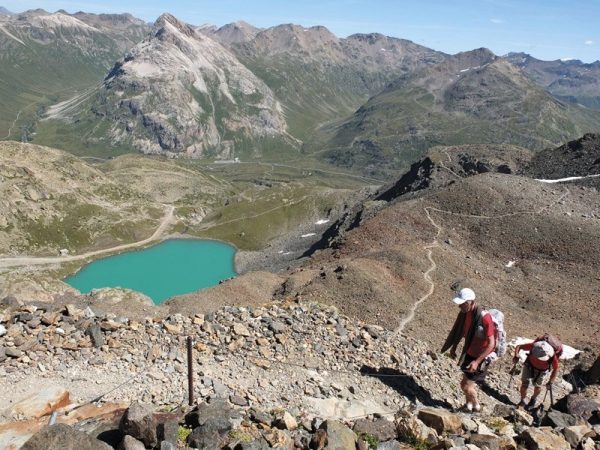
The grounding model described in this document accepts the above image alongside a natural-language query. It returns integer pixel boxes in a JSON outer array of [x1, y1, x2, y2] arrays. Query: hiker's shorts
[[521, 363, 550, 387], [460, 354, 489, 383]]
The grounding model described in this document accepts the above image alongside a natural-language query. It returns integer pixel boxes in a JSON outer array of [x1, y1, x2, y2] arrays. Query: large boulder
[[562, 424, 595, 448], [185, 400, 237, 450], [520, 427, 571, 450], [586, 356, 600, 384], [319, 420, 356, 450], [21, 424, 112, 450], [120, 402, 157, 448], [566, 394, 600, 421], [417, 408, 462, 434], [353, 418, 397, 442], [469, 433, 501, 450], [542, 409, 585, 428], [396, 415, 438, 447]]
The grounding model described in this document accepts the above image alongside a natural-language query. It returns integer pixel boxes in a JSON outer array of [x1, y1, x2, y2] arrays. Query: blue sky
[[3, 0, 599, 62]]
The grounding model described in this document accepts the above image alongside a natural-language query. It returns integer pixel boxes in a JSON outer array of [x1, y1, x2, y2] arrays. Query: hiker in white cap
[[441, 288, 496, 412], [513, 335, 561, 409]]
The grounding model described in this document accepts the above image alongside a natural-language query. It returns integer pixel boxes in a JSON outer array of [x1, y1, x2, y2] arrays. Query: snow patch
[[537, 174, 600, 183], [509, 337, 581, 360], [301, 233, 316, 238], [315, 219, 330, 225], [505, 260, 515, 268]]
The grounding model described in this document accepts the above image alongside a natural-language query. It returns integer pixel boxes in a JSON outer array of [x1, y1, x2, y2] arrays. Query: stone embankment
[[0, 299, 599, 449]]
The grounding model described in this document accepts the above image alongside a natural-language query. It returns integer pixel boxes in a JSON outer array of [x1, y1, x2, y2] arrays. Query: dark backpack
[[539, 333, 563, 358]]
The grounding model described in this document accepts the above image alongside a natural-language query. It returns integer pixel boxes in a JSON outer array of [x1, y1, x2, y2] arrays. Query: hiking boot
[[517, 400, 527, 409], [460, 402, 474, 412], [526, 398, 538, 410]]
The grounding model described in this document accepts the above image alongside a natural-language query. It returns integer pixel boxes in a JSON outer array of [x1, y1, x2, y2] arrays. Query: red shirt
[[462, 310, 495, 358], [521, 342, 560, 371]]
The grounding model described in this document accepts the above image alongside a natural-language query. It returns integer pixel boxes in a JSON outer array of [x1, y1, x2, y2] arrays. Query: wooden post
[[187, 336, 194, 406]]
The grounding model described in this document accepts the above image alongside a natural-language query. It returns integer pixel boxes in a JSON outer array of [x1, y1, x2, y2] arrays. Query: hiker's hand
[[466, 360, 479, 372], [512, 356, 519, 364]]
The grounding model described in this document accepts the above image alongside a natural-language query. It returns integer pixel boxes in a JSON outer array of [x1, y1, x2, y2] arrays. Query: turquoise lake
[[65, 239, 237, 304]]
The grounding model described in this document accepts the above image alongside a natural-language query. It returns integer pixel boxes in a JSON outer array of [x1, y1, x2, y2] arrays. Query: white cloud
[[490, 18, 504, 24], [560, 57, 574, 61], [584, 40, 594, 45]]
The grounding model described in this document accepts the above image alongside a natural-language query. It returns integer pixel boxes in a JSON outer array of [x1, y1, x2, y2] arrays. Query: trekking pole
[[508, 360, 518, 390], [549, 383, 554, 409]]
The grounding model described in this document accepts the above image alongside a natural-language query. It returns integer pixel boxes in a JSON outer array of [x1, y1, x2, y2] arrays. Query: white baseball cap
[[453, 288, 476, 305], [531, 340, 555, 361]]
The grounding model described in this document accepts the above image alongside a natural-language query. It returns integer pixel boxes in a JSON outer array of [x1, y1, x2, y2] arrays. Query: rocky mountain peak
[[154, 12, 196, 38], [208, 20, 262, 45], [249, 23, 340, 55], [452, 47, 497, 66]]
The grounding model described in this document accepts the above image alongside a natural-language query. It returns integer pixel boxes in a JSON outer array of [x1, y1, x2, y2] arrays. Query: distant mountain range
[[0, 9, 150, 142], [504, 52, 600, 110], [321, 48, 600, 175], [1, 10, 600, 173]]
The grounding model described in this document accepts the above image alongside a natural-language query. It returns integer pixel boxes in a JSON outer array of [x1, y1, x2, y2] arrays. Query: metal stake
[[187, 336, 194, 406]]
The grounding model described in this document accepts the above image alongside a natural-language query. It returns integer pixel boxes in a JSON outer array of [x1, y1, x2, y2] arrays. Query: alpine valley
[[1, 7, 600, 450]]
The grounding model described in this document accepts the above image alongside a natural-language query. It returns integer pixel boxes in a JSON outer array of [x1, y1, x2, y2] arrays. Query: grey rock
[[120, 402, 158, 448], [319, 420, 356, 450], [230, 395, 248, 406], [21, 423, 112, 450], [5, 347, 22, 358], [157, 420, 179, 445], [161, 442, 177, 450], [520, 427, 571, 450], [469, 433, 500, 450], [118, 435, 145, 450], [86, 325, 105, 348], [376, 440, 402, 450], [543, 409, 586, 428], [566, 394, 600, 421], [270, 321, 286, 333], [353, 418, 397, 442], [250, 409, 272, 426]]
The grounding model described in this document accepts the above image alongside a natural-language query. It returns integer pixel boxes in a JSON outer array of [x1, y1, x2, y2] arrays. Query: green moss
[[177, 425, 192, 443], [358, 432, 379, 450]]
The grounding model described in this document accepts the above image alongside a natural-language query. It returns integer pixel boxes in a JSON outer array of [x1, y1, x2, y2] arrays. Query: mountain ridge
[[321, 48, 600, 175]]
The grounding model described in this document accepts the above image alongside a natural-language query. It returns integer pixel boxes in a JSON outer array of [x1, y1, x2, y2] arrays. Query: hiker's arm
[[548, 357, 559, 384], [513, 345, 521, 362], [473, 336, 496, 367]]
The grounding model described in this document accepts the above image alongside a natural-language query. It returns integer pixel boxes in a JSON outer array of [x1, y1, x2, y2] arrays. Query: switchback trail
[[391, 189, 569, 336], [0, 205, 176, 269]]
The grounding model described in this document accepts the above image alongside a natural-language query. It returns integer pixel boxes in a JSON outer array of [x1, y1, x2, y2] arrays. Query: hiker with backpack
[[513, 334, 562, 409], [441, 288, 500, 412]]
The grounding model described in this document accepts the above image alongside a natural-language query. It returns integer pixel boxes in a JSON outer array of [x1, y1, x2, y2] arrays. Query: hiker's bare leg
[[520, 382, 529, 402], [530, 385, 542, 402], [461, 375, 478, 405]]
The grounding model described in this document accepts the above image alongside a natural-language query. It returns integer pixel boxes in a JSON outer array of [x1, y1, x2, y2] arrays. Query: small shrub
[[177, 425, 192, 443]]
